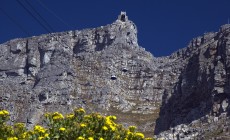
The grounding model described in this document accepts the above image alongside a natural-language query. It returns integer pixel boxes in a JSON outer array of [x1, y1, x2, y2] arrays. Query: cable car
[[111, 75, 117, 80], [122, 67, 128, 72]]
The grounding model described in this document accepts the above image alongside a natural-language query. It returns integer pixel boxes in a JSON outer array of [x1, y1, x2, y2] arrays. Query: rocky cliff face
[[0, 12, 230, 139], [155, 24, 230, 139]]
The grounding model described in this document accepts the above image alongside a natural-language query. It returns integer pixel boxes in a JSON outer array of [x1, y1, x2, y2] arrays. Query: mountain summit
[[0, 12, 230, 139]]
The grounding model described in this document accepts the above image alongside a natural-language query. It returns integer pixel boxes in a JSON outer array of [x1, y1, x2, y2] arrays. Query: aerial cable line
[[0, 7, 30, 36], [16, 0, 70, 48], [36, 0, 73, 29], [23, 0, 70, 48], [16, 0, 52, 33], [24, 0, 55, 32], [27, 0, 71, 47]]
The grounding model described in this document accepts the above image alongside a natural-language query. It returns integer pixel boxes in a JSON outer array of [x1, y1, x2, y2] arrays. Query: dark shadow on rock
[[155, 34, 230, 134], [73, 39, 88, 54], [38, 47, 45, 68], [154, 54, 214, 134], [6, 71, 20, 76], [94, 32, 114, 52]]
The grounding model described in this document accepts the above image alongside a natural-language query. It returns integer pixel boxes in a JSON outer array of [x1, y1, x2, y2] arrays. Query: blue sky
[[1, 0, 230, 57]]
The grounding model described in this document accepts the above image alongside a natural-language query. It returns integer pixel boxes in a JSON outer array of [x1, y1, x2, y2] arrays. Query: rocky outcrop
[[155, 24, 230, 139], [0, 12, 230, 139]]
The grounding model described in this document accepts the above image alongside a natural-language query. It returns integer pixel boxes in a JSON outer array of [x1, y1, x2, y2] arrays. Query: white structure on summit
[[118, 11, 128, 22]]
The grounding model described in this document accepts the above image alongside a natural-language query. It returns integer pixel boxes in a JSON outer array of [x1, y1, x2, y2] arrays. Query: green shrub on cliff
[[0, 109, 154, 140]]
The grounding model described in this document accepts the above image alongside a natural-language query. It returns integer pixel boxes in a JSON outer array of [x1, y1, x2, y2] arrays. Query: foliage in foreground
[[0, 109, 154, 140]]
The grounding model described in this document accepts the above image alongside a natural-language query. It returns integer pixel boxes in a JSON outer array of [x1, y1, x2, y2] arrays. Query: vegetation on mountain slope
[[0, 109, 154, 140]]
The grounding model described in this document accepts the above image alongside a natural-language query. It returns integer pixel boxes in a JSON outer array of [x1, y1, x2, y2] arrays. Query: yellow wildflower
[[75, 108, 85, 114], [53, 112, 59, 115], [88, 137, 94, 140], [97, 114, 102, 119], [44, 133, 49, 137], [53, 116, 60, 120], [127, 131, 133, 135], [110, 125, 116, 131], [38, 137, 44, 140], [59, 127, 66, 131], [34, 125, 41, 130], [108, 115, 116, 120], [105, 116, 110, 120], [14, 123, 25, 128], [78, 108, 85, 113], [40, 129, 45, 133], [44, 113, 51, 118], [7, 137, 18, 140], [3, 110, 9, 115], [66, 114, 74, 118], [54, 115, 64, 120], [99, 138, 104, 140], [84, 115, 90, 119], [22, 132, 27, 138], [0, 111, 4, 115], [77, 136, 85, 140], [80, 123, 87, 127], [105, 118, 112, 125], [58, 113, 64, 118], [52, 112, 64, 120], [34, 125, 46, 133], [135, 132, 144, 138], [102, 126, 108, 131], [0, 110, 9, 116]]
